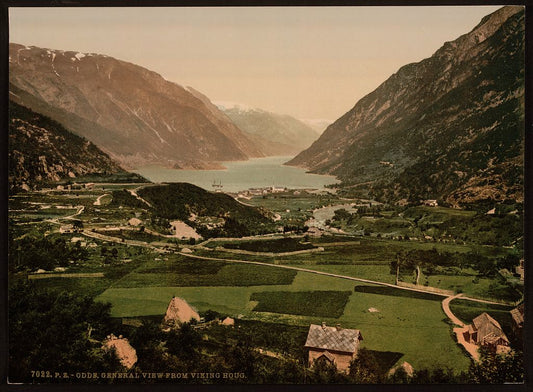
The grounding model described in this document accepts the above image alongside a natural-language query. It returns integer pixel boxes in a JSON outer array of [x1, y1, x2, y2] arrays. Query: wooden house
[[304, 322, 363, 372], [463, 313, 510, 353]]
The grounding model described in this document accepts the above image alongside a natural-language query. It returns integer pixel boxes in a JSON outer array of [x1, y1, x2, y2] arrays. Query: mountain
[[287, 6, 524, 207], [219, 104, 320, 156], [8, 101, 132, 192], [301, 119, 332, 134], [9, 44, 264, 169]]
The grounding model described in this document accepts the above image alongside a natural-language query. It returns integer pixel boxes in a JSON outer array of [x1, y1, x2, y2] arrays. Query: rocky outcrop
[[287, 6, 524, 206], [9, 44, 263, 168], [8, 101, 125, 192]]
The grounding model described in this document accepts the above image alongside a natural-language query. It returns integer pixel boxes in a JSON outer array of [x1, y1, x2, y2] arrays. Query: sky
[[10, 6, 502, 121]]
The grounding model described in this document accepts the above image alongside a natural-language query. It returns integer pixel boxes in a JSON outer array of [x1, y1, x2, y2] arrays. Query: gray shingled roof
[[472, 313, 509, 344], [305, 324, 362, 353]]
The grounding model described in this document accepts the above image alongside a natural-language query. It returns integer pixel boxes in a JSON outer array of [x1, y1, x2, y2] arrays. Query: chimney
[[336, 324, 342, 331], [321, 322, 326, 329]]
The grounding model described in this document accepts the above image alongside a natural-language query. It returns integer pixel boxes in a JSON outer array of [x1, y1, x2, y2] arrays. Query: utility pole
[[396, 253, 400, 285]]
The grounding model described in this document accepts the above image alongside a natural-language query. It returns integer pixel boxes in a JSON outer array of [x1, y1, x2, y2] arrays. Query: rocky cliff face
[[287, 6, 524, 206], [220, 105, 320, 156], [8, 101, 126, 192], [9, 44, 263, 168]]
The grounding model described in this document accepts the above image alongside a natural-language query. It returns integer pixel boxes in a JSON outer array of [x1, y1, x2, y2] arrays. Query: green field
[[97, 270, 471, 372], [111, 256, 297, 288], [224, 237, 316, 252], [251, 290, 352, 317]]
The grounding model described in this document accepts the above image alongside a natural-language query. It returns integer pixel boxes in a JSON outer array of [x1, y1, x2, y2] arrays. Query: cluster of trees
[[9, 281, 122, 383], [8, 232, 89, 272], [330, 203, 522, 247], [437, 213, 522, 246], [390, 249, 521, 280], [110, 189, 149, 209]]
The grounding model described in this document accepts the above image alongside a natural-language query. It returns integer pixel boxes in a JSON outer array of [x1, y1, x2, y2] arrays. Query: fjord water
[[133, 156, 338, 192]]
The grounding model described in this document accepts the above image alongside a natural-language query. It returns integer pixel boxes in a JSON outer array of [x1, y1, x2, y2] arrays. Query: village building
[[422, 199, 439, 207], [59, 224, 75, 234], [162, 296, 200, 329], [304, 322, 363, 372], [103, 334, 138, 369], [510, 303, 524, 341], [463, 313, 510, 354], [270, 186, 287, 193], [128, 217, 142, 226], [307, 227, 323, 237], [221, 317, 235, 326]]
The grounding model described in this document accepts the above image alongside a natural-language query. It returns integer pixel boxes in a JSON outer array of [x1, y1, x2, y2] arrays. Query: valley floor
[[8, 183, 524, 379]]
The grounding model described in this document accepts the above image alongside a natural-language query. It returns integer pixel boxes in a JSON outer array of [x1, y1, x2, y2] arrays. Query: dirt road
[[442, 294, 465, 326]]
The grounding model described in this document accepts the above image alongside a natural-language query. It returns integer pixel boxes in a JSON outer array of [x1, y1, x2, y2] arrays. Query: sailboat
[[212, 179, 223, 193]]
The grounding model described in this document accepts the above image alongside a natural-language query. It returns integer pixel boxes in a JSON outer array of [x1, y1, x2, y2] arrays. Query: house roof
[[305, 324, 362, 353], [472, 313, 509, 343], [510, 304, 524, 326], [163, 296, 200, 324]]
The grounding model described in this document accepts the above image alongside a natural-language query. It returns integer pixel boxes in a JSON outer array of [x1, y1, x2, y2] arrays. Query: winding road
[[81, 225, 513, 307], [442, 294, 465, 326]]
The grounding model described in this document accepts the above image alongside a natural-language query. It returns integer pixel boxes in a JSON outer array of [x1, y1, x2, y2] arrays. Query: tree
[[469, 348, 524, 383], [72, 219, 84, 230], [349, 348, 382, 383], [9, 281, 122, 382], [308, 358, 349, 383]]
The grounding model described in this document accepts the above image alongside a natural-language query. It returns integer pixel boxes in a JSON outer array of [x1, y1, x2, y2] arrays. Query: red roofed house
[[304, 322, 363, 372], [463, 312, 510, 354]]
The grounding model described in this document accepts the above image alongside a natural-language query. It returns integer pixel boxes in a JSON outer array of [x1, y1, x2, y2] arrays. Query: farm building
[[463, 313, 510, 353], [128, 217, 142, 226], [59, 224, 75, 233], [221, 317, 235, 326], [422, 199, 439, 207], [304, 322, 363, 372], [162, 296, 200, 329], [510, 303, 524, 341]]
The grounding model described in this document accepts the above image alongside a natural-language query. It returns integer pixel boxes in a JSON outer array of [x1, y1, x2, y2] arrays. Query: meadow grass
[[251, 290, 352, 318], [97, 271, 471, 372], [285, 263, 396, 284], [112, 259, 297, 288]]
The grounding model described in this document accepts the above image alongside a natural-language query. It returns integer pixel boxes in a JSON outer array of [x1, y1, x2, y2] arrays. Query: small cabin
[[463, 313, 510, 353]]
